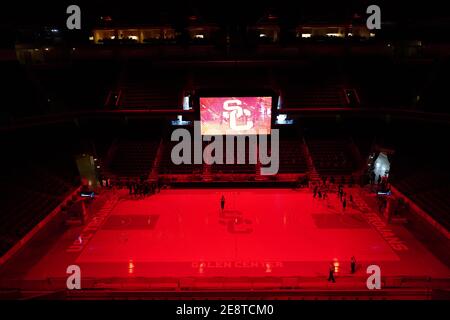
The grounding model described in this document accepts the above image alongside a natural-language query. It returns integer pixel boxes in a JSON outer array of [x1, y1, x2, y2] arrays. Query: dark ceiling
[[2, 0, 450, 28]]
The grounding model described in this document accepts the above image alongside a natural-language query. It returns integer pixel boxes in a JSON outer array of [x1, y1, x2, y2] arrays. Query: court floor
[[18, 188, 449, 282]]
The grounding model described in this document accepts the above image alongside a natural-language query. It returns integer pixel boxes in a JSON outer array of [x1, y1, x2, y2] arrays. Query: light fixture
[[276, 114, 287, 123], [333, 259, 340, 273], [183, 96, 190, 110], [128, 259, 134, 274]]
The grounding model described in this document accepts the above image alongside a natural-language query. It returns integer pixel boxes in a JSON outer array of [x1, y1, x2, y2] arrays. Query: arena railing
[[6, 275, 450, 294]]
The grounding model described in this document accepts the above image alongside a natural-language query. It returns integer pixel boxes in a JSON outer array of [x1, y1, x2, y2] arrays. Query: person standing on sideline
[[342, 197, 347, 211], [313, 185, 318, 199], [220, 195, 225, 212], [351, 256, 356, 274], [128, 181, 133, 195], [328, 263, 336, 283]]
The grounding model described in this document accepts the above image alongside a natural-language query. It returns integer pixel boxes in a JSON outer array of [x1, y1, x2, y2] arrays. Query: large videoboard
[[200, 97, 272, 135]]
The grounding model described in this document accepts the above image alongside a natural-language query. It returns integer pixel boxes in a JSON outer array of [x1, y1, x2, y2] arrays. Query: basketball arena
[[0, 1, 449, 301]]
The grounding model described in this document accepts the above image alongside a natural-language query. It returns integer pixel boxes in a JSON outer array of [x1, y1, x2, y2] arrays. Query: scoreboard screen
[[200, 97, 272, 135]]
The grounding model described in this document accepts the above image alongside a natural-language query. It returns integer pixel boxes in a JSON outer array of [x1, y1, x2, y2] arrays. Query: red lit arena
[[17, 189, 450, 281], [1, 1, 450, 302], [1, 179, 450, 299]]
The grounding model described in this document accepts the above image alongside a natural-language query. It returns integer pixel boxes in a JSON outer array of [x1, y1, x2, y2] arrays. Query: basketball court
[[10, 187, 447, 288]]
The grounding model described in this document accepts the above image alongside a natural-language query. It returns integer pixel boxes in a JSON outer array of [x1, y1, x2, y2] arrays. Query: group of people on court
[[312, 177, 354, 212], [313, 184, 328, 200], [127, 180, 160, 197]]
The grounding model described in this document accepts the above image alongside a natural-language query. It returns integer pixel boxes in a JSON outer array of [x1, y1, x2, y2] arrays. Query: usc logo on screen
[[223, 99, 254, 131]]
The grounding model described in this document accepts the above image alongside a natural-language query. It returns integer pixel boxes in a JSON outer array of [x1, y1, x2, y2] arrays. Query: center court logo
[[170, 121, 279, 175]]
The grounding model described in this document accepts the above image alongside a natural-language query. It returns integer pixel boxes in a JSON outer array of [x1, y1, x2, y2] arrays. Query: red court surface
[[1, 188, 449, 289]]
